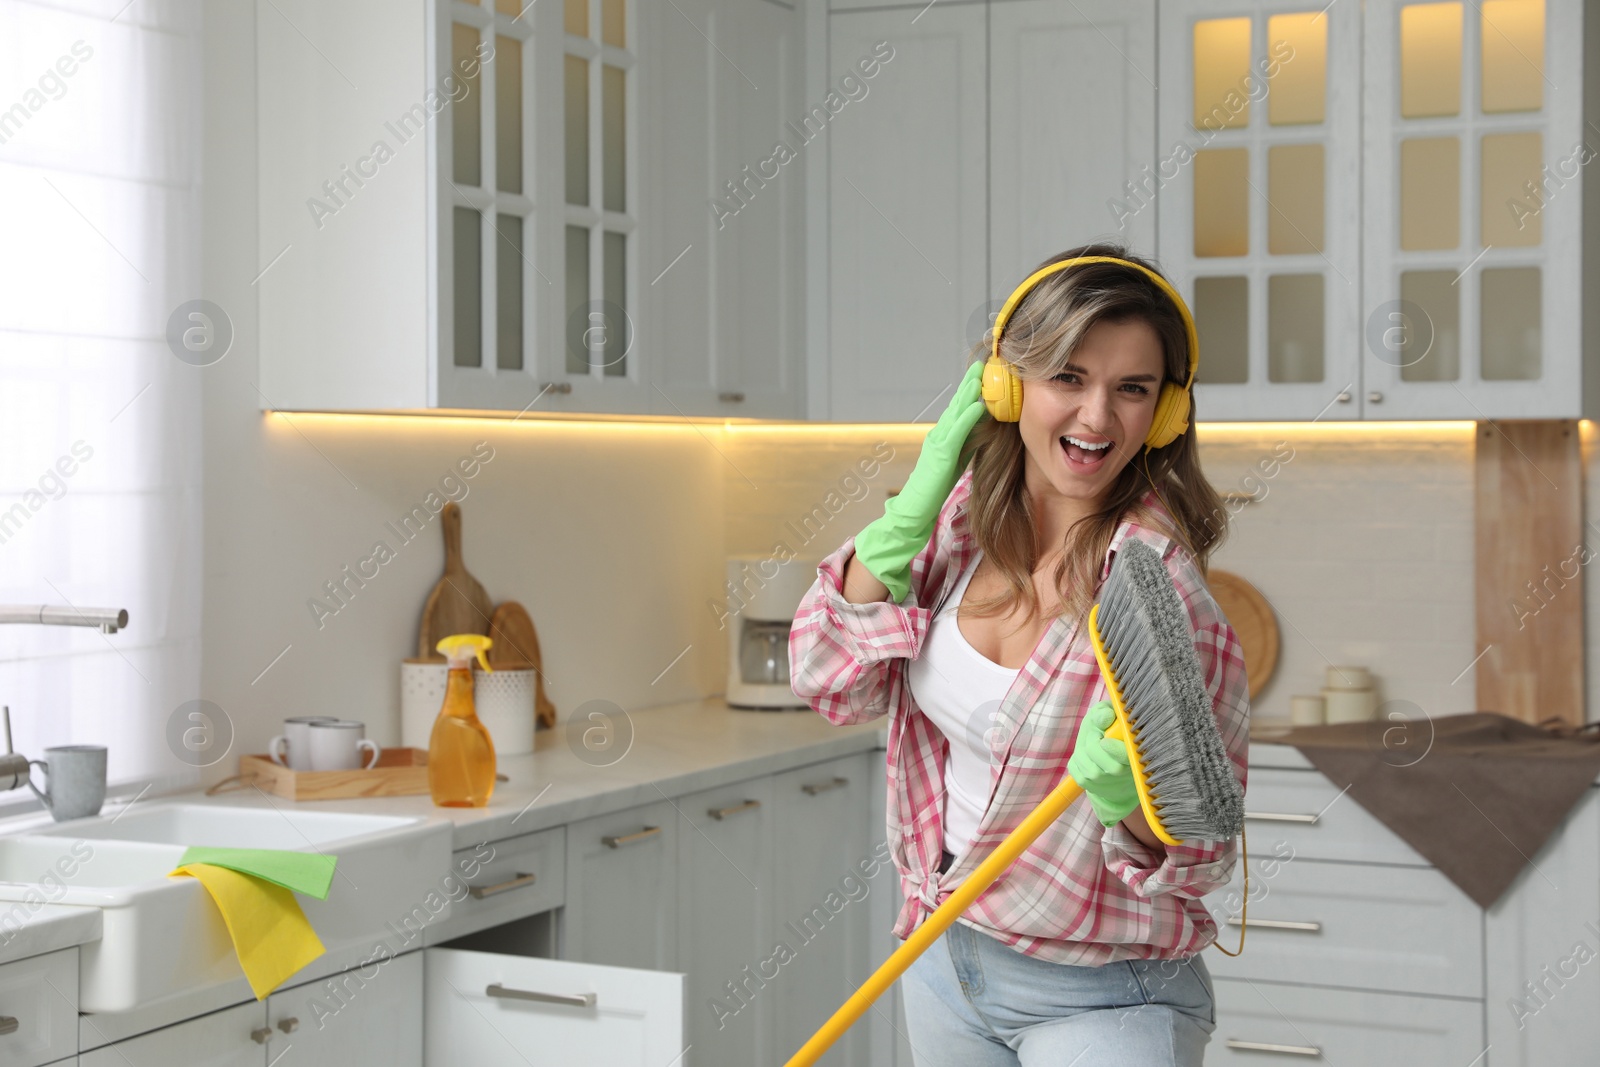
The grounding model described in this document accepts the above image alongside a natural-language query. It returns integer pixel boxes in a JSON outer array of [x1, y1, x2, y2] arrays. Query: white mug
[[307, 720, 381, 771], [268, 716, 340, 771]]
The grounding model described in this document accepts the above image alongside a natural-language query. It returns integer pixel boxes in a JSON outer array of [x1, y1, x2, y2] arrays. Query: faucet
[[0, 603, 129, 788], [0, 605, 128, 634]]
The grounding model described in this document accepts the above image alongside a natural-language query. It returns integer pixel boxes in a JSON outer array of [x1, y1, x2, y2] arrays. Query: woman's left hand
[[1068, 700, 1140, 827]]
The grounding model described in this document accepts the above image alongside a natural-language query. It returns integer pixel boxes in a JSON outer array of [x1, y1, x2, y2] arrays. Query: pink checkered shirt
[[789, 467, 1250, 965]]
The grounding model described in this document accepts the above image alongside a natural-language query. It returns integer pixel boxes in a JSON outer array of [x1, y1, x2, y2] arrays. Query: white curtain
[[0, 0, 202, 794]]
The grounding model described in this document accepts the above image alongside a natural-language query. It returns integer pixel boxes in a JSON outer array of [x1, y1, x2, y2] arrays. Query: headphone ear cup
[[1144, 382, 1192, 449], [982, 357, 1023, 423]]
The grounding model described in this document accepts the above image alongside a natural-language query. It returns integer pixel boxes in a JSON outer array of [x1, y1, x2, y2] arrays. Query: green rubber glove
[[854, 360, 988, 602], [1068, 700, 1140, 827]]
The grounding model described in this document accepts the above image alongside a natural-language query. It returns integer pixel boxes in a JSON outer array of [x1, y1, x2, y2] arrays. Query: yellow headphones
[[980, 255, 1201, 450]]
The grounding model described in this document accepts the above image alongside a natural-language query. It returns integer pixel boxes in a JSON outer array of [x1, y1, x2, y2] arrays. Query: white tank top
[[906, 549, 1020, 859]]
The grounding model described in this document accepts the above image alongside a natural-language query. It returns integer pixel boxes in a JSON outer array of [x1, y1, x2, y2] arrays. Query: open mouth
[[1060, 434, 1113, 472]]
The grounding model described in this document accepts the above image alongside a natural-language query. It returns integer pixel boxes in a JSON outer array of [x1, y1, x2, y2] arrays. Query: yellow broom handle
[[781, 771, 1092, 1067]]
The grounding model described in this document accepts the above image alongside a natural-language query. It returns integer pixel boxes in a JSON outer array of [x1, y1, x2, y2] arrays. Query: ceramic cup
[[307, 720, 381, 771], [269, 716, 340, 771], [28, 744, 107, 822]]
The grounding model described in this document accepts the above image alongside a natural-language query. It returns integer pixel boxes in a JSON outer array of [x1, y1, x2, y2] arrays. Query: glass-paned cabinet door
[[434, 0, 645, 413], [1362, 0, 1580, 418], [1157, 0, 1362, 420]]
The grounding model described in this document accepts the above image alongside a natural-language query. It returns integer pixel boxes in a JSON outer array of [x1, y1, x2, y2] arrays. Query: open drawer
[[425, 915, 685, 1066]]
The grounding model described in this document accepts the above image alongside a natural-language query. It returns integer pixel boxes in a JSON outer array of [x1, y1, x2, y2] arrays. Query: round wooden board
[[1209, 570, 1279, 701]]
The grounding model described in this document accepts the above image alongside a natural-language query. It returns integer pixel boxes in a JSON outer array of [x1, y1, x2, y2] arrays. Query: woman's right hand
[[853, 360, 988, 602]]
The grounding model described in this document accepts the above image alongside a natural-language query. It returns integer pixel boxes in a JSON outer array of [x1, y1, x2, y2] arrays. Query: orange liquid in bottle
[[428, 666, 497, 807]]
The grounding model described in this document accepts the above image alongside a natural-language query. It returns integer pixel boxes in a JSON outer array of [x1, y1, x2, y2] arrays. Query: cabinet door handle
[[487, 983, 597, 1008], [602, 825, 661, 848], [1226, 1039, 1322, 1057], [801, 776, 849, 796], [1335, 390, 1352, 404], [718, 391, 746, 403], [1244, 811, 1319, 824], [0, 1016, 17, 1036], [277, 1017, 299, 1034], [1223, 917, 1322, 933], [468, 871, 538, 899], [538, 381, 573, 394], [250, 1027, 274, 1044], [1368, 390, 1384, 403], [708, 799, 761, 820]]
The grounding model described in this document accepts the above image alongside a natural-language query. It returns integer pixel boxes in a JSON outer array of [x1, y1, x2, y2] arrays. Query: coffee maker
[[724, 555, 818, 710]]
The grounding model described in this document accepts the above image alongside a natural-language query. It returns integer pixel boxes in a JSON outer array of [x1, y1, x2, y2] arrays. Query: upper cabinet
[[257, 0, 804, 419], [1362, 0, 1582, 419], [821, 0, 1157, 422], [1161, 0, 1591, 421], [1158, 0, 1364, 421]]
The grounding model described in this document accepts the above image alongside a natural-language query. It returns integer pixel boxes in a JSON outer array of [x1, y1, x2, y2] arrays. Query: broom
[[781, 539, 1246, 1067]]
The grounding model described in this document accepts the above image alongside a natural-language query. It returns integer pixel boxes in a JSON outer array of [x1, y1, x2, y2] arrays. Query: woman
[[789, 243, 1249, 1065]]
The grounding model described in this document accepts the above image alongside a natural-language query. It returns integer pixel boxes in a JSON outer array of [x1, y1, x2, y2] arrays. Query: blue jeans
[[900, 919, 1216, 1066]]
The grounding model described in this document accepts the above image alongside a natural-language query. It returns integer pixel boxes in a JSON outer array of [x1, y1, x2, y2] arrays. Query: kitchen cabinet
[[987, 0, 1157, 284], [824, 4, 988, 424], [267, 951, 423, 1067], [423, 946, 683, 1066], [257, 0, 804, 418], [0, 948, 77, 1067], [1157, 0, 1364, 421], [77, 1001, 264, 1067], [562, 799, 679, 972], [1362, 0, 1585, 418], [1217, 756, 1600, 1065], [1160, 0, 1595, 421], [770, 753, 873, 1065], [675, 776, 777, 1067], [644, 0, 806, 420], [822, 0, 1157, 422]]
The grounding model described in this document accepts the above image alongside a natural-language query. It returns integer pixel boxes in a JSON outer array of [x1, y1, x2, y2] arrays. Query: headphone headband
[[989, 255, 1200, 392]]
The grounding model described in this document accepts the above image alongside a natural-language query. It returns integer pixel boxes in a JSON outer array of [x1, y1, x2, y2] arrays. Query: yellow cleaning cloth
[[172, 861, 326, 999]]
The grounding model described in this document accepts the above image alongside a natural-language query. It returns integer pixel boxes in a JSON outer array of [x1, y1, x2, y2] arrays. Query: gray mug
[[29, 745, 107, 822]]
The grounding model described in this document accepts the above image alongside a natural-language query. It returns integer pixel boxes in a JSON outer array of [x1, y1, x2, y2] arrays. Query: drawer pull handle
[[487, 983, 597, 1008], [1224, 917, 1322, 933], [0, 1016, 16, 1036], [250, 1027, 273, 1045], [801, 777, 849, 796], [277, 1017, 299, 1034], [1245, 811, 1319, 824], [709, 799, 761, 820], [602, 825, 661, 848], [1226, 1038, 1322, 1057], [469, 872, 538, 899]]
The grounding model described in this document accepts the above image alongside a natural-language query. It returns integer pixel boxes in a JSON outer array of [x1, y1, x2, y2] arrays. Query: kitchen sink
[[0, 803, 452, 1013], [38, 803, 421, 850]]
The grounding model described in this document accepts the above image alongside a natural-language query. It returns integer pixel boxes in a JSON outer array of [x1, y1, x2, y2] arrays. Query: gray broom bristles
[[1095, 539, 1245, 842]]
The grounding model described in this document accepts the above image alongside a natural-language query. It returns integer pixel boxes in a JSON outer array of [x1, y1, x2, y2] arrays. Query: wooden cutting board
[[1209, 569, 1279, 701], [416, 501, 493, 660], [488, 601, 557, 730]]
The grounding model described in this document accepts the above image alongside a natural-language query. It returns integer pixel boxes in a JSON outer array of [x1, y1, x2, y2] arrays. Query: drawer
[[1244, 768, 1429, 866], [1207, 855, 1482, 998], [0, 948, 77, 1067], [424, 827, 565, 945], [1213, 978, 1484, 1065]]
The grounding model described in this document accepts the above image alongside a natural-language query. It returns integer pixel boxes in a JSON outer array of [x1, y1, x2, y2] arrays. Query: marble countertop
[[0, 698, 887, 964]]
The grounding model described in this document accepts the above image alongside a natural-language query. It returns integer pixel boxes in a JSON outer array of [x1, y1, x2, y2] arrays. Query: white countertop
[[0, 698, 886, 965]]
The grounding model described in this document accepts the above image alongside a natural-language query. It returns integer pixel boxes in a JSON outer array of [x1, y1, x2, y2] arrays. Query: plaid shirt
[[789, 467, 1250, 965]]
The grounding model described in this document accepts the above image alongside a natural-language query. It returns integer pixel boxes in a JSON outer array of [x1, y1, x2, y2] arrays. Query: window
[[0, 0, 202, 794]]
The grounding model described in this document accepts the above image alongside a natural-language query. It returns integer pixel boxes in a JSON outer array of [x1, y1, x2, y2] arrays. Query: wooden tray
[[240, 747, 429, 801]]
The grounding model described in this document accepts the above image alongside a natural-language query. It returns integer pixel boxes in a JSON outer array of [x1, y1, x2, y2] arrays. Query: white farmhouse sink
[[0, 803, 451, 1012]]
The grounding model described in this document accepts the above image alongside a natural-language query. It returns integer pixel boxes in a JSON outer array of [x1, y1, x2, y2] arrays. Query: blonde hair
[[958, 242, 1227, 626]]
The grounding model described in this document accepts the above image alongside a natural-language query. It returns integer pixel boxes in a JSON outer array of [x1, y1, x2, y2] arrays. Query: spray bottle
[[429, 634, 497, 807]]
